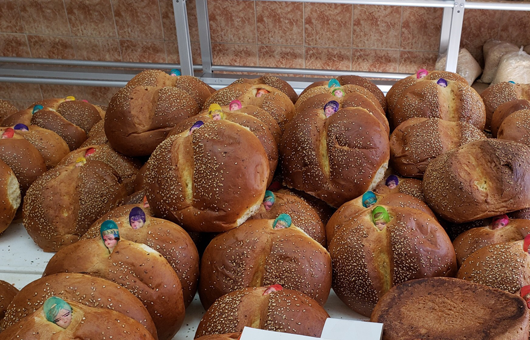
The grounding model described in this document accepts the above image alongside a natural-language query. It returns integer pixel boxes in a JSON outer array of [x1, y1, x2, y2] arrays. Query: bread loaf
[[0, 159, 20, 234], [0, 280, 18, 326], [491, 99, 530, 137], [232, 75, 298, 104], [481, 82, 530, 130]]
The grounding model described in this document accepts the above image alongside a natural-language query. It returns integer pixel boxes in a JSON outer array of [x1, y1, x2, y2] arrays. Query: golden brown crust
[[0, 280, 18, 323], [0, 131, 47, 194], [326, 192, 435, 246], [391, 79, 486, 130], [481, 82, 530, 130], [195, 287, 329, 338], [199, 219, 332, 310], [80, 119, 108, 147], [0, 159, 20, 234], [373, 175, 425, 202], [145, 120, 269, 233], [0, 299, 156, 340], [82, 204, 199, 307], [390, 118, 486, 178], [491, 99, 530, 137], [457, 240, 530, 294], [43, 238, 184, 340], [22, 161, 127, 252], [423, 139, 530, 223], [0, 100, 18, 122], [280, 106, 389, 207], [204, 83, 295, 132], [13, 125, 70, 169], [329, 206, 456, 316], [1, 273, 157, 338], [233, 76, 298, 104], [497, 109, 530, 146], [453, 219, 530, 266], [371, 277, 529, 340]]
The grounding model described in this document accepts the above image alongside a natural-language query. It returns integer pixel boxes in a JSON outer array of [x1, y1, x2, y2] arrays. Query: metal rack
[[0, 0, 528, 93]]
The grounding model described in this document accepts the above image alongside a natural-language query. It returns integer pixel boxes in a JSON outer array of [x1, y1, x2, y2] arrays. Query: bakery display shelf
[[465, 0, 530, 10], [0, 221, 365, 339]]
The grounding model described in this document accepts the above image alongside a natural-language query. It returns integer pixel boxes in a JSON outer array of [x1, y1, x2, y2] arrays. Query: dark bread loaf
[[329, 205, 456, 316], [423, 139, 530, 223], [481, 82, 530, 130], [491, 99, 530, 137], [43, 237, 185, 340], [23, 160, 127, 252], [0, 280, 18, 325], [82, 204, 199, 307], [390, 118, 486, 178], [0, 299, 156, 340], [195, 286, 329, 339], [371, 277, 529, 340], [232, 75, 298, 104], [280, 106, 389, 208], [199, 219, 331, 309], [373, 174, 425, 201], [0, 159, 20, 234], [80, 119, 107, 147], [0, 273, 157, 337], [145, 120, 269, 233], [497, 109, 530, 146]]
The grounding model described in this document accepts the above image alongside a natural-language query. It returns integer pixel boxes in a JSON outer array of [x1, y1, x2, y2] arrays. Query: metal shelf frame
[[0, 0, 528, 92]]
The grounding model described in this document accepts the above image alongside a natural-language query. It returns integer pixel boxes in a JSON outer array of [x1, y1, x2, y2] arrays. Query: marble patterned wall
[[0, 0, 529, 108]]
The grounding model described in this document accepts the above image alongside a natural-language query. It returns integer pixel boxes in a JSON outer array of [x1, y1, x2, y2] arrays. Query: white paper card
[[239, 327, 332, 340], [320, 318, 383, 340]]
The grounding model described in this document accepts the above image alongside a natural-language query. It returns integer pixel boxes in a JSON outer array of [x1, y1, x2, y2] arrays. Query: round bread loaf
[[43, 237, 185, 340], [203, 83, 295, 132], [82, 204, 199, 307], [390, 118, 486, 178], [11, 124, 69, 169], [167, 106, 279, 185], [390, 76, 486, 130], [23, 160, 127, 252], [199, 218, 331, 309], [481, 82, 530, 130], [457, 239, 530, 294], [371, 277, 529, 340], [423, 139, 530, 223], [326, 192, 435, 246], [0, 299, 156, 340], [497, 109, 530, 146], [58, 144, 142, 194], [195, 286, 329, 338], [105, 82, 201, 157], [300, 76, 386, 111], [0, 280, 18, 326], [250, 190, 326, 246], [491, 99, 530, 137], [0, 100, 18, 122], [0, 128, 47, 194], [280, 106, 389, 208], [329, 205, 456, 316], [0, 159, 20, 234], [295, 84, 389, 135], [232, 75, 298, 104], [0, 273, 157, 337], [373, 174, 425, 202], [145, 120, 269, 233], [453, 217, 530, 266]]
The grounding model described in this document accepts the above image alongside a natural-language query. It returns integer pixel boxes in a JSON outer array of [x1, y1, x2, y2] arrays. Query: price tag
[[320, 318, 383, 340]]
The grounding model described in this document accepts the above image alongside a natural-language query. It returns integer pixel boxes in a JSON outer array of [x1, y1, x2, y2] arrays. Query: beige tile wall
[[0, 0, 529, 108]]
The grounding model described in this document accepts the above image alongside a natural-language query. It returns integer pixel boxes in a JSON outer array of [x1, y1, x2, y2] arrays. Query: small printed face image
[[256, 88, 270, 97], [32, 104, 44, 114], [229, 99, 242, 111], [142, 195, 150, 208], [75, 157, 86, 167], [385, 175, 399, 189], [84, 148, 96, 157], [273, 213, 292, 230], [332, 87, 344, 98], [372, 206, 390, 231], [437, 78, 448, 88], [44, 297, 73, 329], [170, 69, 181, 76], [324, 100, 339, 118], [1, 128, 14, 139], [13, 124, 29, 131], [263, 284, 283, 296], [129, 207, 146, 230], [100, 220, 120, 253], [65, 96, 75, 101], [525, 234, 530, 253], [208, 103, 224, 121], [491, 215, 509, 230], [263, 190, 275, 211], [362, 191, 377, 208], [189, 121, 204, 135], [328, 79, 341, 88], [416, 69, 428, 79]]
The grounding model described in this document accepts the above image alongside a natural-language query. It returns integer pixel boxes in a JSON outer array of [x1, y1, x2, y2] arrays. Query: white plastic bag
[[481, 39, 519, 83], [492, 47, 530, 85], [435, 48, 482, 85]]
